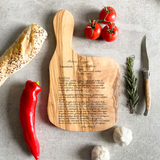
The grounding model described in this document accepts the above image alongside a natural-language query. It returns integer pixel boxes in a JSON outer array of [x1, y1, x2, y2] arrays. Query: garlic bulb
[[113, 126, 132, 147], [91, 145, 110, 160]]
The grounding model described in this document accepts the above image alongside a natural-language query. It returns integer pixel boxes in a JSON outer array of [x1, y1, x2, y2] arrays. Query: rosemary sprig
[[124, 56, 139, 114]]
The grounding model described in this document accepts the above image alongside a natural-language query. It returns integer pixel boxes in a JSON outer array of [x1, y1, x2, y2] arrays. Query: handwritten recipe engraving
[[58, 60, 110, 128]]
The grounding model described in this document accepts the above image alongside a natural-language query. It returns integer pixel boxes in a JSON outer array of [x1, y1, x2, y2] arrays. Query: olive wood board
[[47, 10, 121, 132]]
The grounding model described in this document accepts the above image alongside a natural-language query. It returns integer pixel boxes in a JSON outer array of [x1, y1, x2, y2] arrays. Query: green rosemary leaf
[[127, 90, 131, 96], [134, 96, 139, 106], [128, 77, 133, 83], [126, 78, 132, 87], [125, 56, 139, 114]]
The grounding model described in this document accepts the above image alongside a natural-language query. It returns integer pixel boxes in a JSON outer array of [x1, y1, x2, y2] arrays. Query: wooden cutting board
[[47, 10, 121, 132]]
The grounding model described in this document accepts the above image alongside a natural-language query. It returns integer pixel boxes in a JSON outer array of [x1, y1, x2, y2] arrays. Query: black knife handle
[[144, 79, 151, 116]]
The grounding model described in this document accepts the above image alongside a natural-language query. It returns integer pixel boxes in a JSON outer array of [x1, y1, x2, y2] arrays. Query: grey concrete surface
[[0, 0, 160, 160]]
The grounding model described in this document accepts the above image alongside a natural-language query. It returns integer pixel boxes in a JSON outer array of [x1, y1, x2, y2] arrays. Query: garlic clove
[[91, 145, 110, 160], [113, 126, 132, 147]]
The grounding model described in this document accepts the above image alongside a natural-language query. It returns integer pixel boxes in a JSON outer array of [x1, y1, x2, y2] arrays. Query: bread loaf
[[0, 24, 47, 87]]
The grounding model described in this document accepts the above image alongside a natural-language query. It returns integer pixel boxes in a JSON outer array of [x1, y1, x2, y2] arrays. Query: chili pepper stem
[[36, 81, 40, 85]]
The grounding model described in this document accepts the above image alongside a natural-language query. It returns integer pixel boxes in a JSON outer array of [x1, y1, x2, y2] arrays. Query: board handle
[[53, 10, 74, 49]]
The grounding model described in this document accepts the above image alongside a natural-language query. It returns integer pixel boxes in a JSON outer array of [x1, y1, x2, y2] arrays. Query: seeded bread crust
[[0, 24, 47, 87]]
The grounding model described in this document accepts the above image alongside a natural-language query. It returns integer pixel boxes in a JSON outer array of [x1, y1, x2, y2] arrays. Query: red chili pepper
[[20, 80, 41, 160]]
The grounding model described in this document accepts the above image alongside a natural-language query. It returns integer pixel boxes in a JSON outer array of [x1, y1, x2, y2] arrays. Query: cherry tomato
[[84, 21, 102, 40], [101, 23, 119, 42], [99, 6, 117, 23]]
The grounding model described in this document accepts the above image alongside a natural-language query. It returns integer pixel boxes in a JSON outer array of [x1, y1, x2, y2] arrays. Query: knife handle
[[144, 79, 151, 116]]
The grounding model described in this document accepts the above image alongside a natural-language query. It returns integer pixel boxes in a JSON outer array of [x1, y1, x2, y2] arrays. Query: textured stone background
[[0, 0, 160, 160]]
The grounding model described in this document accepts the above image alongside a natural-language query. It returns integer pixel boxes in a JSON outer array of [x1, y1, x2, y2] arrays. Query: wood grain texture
[[144, 79, 151, 116], [47, 10, 121, 132]]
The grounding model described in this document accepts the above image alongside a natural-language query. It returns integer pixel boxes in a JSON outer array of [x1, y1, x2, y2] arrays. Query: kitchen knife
[[141, 35, 151, 116]]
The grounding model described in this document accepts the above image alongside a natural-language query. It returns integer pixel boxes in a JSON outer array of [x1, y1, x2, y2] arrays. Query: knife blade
[[141, 35, 151, 116], [141, 35, 149, 71]]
